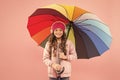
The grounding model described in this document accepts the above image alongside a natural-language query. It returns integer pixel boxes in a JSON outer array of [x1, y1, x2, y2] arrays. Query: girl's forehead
[[54, 28, 63, 30]]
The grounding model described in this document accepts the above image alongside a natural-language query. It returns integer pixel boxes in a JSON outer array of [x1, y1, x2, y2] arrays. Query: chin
[[56, 37, 61, 39]]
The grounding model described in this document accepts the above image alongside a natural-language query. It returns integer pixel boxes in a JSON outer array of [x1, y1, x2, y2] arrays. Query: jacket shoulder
[[66, 39, 73, 44]]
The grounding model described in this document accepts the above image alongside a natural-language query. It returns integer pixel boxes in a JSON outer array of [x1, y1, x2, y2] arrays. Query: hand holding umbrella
[[51, 63, 64, 75], [51, 63, 62, 71]]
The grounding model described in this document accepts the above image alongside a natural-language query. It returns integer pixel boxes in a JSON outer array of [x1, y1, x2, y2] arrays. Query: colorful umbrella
[[27, 4, 112, 59]]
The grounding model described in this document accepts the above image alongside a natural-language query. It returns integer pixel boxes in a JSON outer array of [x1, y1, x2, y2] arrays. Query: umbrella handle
[[56, 67, 65, 75]]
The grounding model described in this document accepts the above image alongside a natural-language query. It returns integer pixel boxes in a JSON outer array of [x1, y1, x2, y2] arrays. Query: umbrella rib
[[73, 12, 90, 22], [29, 8, 69, 21], [78, 29, 100, 58], [28, 15, 68, 27], [87, 26, 111, 47], [71, 6, 75, 21], [57, 4, 70, 20], [75, 23, 102, 58], [77, 23, 112, 39], [72, 24, 90, 59], [79, 26, 110, 50], [75, 19, 112, 36], [40, 34, 51, 48]]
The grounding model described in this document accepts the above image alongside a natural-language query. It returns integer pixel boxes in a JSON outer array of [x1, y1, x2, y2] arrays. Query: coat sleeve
[[43, 42, 53, 67], [67, 40, 77, 61]]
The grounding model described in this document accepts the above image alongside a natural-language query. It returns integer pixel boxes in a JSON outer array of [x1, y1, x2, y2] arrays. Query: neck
[[57, 38, 61, 43]]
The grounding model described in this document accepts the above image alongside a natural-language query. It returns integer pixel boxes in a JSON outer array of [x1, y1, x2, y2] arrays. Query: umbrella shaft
[[67, 23, 72, 38], [57, 43, 61, 64]]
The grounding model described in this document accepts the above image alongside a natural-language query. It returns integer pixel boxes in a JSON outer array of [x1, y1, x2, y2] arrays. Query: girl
[[43, 21, 77, 80]]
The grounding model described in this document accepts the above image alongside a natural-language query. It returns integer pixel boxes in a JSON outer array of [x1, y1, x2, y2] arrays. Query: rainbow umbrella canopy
[[27, 4, 112, 59]]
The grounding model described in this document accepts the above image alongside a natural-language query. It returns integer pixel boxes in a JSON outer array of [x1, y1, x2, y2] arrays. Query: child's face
[[53, 28, 63, 39]]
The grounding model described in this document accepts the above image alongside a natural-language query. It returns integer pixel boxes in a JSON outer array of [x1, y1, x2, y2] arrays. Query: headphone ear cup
[[65, 29, 67, 34], [50, 29, 53, 33]]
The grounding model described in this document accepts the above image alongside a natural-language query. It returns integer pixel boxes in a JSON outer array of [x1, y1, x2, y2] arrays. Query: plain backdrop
[[0, 0, 120, 80]]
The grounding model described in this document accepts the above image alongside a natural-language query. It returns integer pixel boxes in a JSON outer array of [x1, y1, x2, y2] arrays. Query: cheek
[[60, 31, 63, 34]]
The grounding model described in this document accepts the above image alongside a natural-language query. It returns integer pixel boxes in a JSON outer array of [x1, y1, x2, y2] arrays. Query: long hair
[[48, 31, 67, 59]]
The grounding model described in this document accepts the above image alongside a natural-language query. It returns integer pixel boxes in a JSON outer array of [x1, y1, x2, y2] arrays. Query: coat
[[43, 40, 77, 78]]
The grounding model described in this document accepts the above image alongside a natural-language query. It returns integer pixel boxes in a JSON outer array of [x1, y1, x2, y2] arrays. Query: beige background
[[0, 0, 119, 80]]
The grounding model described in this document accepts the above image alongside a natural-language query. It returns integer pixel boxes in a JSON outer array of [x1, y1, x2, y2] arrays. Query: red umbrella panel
[[27, 9, 69, 47]]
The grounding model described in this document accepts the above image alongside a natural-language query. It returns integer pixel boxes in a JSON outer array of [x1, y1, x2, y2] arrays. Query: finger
[[57, 65, 61, 70]]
